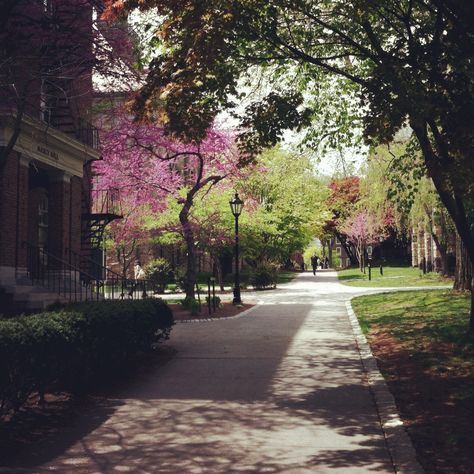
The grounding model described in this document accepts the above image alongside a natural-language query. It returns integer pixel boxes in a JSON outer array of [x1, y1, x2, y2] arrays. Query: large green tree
[[238, 147, 330, 265], [104, 0, 474, 328]]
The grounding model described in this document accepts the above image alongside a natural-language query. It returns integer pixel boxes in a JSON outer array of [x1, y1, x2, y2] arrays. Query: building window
[[336, 247, 341, 255]]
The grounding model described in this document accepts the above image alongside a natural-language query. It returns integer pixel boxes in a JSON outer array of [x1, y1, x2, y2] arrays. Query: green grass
[[338, 265, 453, 287], [352, 289, 474, 471], [351, 290, 473, 364]]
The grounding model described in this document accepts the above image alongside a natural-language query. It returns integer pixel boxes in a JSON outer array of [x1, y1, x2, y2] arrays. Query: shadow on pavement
[[0, 283, 392, 473], [6, 384, 390, 473], [0, 397, 124, 469]]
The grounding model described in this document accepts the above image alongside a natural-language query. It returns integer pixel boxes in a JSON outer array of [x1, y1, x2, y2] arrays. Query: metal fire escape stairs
[[80, 167, 122, 278]]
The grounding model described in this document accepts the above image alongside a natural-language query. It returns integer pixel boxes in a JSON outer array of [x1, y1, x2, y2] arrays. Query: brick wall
[[0, 151, 29, 268]]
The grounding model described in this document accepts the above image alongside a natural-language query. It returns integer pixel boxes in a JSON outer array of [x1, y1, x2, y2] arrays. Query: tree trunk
[[454, 234, 472, 292], [334, 231, 358, 265], [431, 232, 448, 276], [411, 120, 474, 331], [470, 276, 474, 333], [211, 253, 225, 291], [179, 191, 197, 300], [441, 253, 449, 277], [180, 217, 196, 300]]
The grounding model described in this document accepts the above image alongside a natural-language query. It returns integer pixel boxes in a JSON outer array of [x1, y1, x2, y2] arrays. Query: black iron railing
[[24, 243, 152, 303], [67, 249, 151, 300], [24, 242, 102, 303]]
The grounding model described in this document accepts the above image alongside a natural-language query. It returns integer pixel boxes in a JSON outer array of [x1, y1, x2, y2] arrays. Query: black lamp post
[[379, 236, 384, 276], [230, 193, 244, 305], [367, 245, 373, 281]]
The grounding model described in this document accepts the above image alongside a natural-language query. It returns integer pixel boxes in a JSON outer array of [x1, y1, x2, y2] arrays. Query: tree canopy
[[103, 0, 474, 326]]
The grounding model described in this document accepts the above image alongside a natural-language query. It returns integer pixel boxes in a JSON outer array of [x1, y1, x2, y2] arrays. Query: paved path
[[3, 271, 424, 473]]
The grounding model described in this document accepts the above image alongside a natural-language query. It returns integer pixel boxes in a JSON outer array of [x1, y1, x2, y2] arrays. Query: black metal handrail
[[24, 242, 102, 303], [67, 249, 151, 300]]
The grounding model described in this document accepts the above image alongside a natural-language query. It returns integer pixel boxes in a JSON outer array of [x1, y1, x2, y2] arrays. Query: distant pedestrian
[[324, 256, 329, 269], [130, 260, 146, 297], [134, 260, 146, 280], [310, 255, 318, 275]]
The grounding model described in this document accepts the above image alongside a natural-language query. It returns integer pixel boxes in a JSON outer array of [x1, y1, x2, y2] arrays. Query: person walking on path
[[311, 254, 318, 275]]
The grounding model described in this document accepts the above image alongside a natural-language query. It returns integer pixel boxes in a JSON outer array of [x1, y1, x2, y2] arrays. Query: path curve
[[2, 271, 429, 473]]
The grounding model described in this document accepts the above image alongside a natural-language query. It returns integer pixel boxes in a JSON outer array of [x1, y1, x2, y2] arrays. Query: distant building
[[328, 236, 351, 268]]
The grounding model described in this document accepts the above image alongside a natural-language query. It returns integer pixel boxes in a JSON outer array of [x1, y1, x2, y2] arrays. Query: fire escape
[[45, 79, 122, 274], [81, 167, 122, 278]]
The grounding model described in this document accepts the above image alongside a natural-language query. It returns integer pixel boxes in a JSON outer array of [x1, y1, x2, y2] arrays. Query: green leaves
[[236, 91, 311, 164], [238, 147, 330, 263]]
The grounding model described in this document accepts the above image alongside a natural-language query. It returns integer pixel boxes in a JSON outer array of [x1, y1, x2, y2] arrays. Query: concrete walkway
[[2, 271, 424, 473]]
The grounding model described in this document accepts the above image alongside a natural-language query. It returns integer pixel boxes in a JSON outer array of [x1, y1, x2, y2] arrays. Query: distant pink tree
[[104, 204, 150, 279], [341, 210, 381, 270], [94, 111, 244, 299]]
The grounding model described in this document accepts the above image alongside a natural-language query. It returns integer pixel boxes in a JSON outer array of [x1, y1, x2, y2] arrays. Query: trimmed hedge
[[0, 299, 173, 416]]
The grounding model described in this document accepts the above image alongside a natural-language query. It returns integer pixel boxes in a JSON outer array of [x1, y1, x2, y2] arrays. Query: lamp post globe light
[[229, 192, 244, 305]]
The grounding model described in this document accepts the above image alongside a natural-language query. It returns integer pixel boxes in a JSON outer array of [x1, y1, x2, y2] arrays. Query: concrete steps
[[1, 279, 103, 315]]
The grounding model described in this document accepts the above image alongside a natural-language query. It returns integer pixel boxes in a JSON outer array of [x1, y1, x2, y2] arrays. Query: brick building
[[0, 0, 103, 312]]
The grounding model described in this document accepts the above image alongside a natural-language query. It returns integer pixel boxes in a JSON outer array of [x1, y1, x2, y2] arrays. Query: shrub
[[172, 266, 187, 292], [205, 295, 221, 308], [181, 297, 200, 315], [0, 299, 174, 417], [251, 262, 278, 290], [145, 258, 173, 293], [238, 271, 251, 289], [196, 271, 213, 283]]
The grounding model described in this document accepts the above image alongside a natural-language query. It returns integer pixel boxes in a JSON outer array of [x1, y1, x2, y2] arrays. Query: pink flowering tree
[[103, 204, 151, 279], [341, 210, 382, 270], [94, 111, 244, 299]]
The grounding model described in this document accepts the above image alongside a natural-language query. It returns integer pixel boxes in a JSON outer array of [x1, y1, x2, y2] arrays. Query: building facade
[[0, 0, 103, 312]]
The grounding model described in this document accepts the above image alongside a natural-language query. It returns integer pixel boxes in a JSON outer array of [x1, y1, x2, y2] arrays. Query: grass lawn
[[351, 289, 474, 473], [338, 264, 453, 287]]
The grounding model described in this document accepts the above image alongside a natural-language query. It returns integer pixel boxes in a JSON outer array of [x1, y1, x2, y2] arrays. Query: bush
[[181, 297, 200, 315], [145, 258, 173, 293], [196, 271, 213, 283], [251, 262, 278, 290], [238, 271, 251, 289], [0, 299, 174, 417], [172, 266, 187, 292], [205, 295, 221, 308]]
